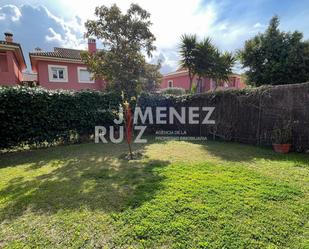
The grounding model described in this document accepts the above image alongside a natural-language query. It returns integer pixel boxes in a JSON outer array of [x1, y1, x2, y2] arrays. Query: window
[[168, 80, 173, 88], [52, 68, 64, 79], [48, 65, 68, 82], [77, 67, 94, 83]]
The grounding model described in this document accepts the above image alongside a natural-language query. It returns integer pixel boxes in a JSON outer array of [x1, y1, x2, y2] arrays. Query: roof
[[0, 40, 27, 70], [29, 47, 88, 73], [29, 47, 83, 60], [164, 69, 241, 78], [165, 69, 188, 77]]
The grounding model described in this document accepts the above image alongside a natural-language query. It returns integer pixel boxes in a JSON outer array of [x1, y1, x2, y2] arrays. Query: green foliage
[[195, 38, 215, 74], [212, 51, 235, 87], [190, 83, 197, 94], [271, 122, 292, 144], [195, 38, 235, 89], [138, 92, 173, 110], [179, 35, 235, 92], [139, 85, 253, 107], [179, 34, 198, 90], [238, 15, 309, 86], [161, 87, 186, 96], [0, 86, 121, 149], [140, 63, 163, 93], [82, 3, 156, 98]]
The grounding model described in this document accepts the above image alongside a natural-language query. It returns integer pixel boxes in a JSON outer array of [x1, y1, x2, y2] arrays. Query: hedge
[[0, 87, 121, 149], [161, 87, 186, 96]]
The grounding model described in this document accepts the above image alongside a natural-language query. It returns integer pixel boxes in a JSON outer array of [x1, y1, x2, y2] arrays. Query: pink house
[[29, 39, 105, 91], [161, 68, 246, 92], [0, 32, 26, 86]]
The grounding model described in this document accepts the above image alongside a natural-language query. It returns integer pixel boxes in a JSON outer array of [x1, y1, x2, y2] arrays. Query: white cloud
[[69, 0, 254, 73], [11, 5, 21, 21], [3, 0, 309, 74], [0, 1, 268, 74], [253, 22, 265, 29], [53, 0, 220, 72], [254, 22, 262, 28], [0, 4, 21, 22], [45, 27, 62, 42], [42, 6, 85, 49]]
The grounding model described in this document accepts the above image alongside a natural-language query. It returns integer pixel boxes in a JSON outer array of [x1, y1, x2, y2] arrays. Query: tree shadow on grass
[[0, 140, 152, 169], [190, 140, 309, 167], [0, 142, 170, 222]]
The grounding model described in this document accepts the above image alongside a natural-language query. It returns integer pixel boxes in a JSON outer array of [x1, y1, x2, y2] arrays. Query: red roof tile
[[29, 47, 83, 60]]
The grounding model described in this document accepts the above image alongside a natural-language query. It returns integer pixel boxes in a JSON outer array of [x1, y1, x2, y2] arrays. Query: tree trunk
[[197, 76, 202, 93], [128, 141, 133, 160], [189, 71, 193, 91]]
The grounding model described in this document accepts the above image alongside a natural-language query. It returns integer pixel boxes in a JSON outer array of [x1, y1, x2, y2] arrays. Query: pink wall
[[37, 60, 105, 91], [0, 54, 8, 71], [161, 72, 246, 92], [12, 52, 23, 82], [0, 51, 22, 86], [161, 74, 190, 89], [161, 73, 212, 91]]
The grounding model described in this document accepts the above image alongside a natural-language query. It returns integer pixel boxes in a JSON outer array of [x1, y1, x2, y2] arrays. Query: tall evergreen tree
[[239, 16, 309, 86]]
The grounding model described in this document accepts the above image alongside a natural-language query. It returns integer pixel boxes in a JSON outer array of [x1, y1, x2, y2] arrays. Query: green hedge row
[[0, 87, 121, 149], [161, 87, 186, 96]]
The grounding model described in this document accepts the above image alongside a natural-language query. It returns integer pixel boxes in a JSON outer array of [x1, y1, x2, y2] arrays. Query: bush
[[0, 87, 121, 149], [161, 87, 186, 96]]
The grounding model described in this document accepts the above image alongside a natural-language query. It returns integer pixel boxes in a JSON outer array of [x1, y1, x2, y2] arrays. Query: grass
[[0, 139, 308, 248]]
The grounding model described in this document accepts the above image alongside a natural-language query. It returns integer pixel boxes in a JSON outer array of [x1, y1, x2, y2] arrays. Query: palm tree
[[194, 38, 216, 92], [179, 34, 197, 91], [179, 35, 235, 93], [212, 51, 235, 90]]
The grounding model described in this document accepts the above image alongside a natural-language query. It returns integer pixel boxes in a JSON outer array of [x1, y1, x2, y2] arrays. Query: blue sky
[[1, 0, 309, 73]]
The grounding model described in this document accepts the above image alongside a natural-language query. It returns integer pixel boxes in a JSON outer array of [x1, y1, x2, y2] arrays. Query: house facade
[[0, 32, 26, 86], [161, 69, 246, 92], [29, 39, 105, 91]]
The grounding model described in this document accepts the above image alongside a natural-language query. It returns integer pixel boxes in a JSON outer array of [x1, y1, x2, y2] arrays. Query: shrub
[[0, 86, 121, 149], [161, 87, 186, 96], [271, 122, 292, 144]]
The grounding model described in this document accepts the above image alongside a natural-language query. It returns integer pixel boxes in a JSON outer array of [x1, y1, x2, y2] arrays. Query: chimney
[[88, 38, 96, 53], [4, 32, 13, 43]]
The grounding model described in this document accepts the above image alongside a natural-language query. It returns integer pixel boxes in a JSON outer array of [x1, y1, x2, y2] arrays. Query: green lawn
[[0, 139, 308, 248]]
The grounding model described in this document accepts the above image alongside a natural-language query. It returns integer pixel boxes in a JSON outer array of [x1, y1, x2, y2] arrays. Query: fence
[[138, 82, 309, 152]]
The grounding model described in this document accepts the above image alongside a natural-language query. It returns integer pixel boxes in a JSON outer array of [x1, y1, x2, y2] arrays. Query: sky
[[0, 0, 309, 74]]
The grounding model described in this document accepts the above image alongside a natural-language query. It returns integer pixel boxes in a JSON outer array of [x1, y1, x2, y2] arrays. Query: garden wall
[[138, 82, 309, 152]]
